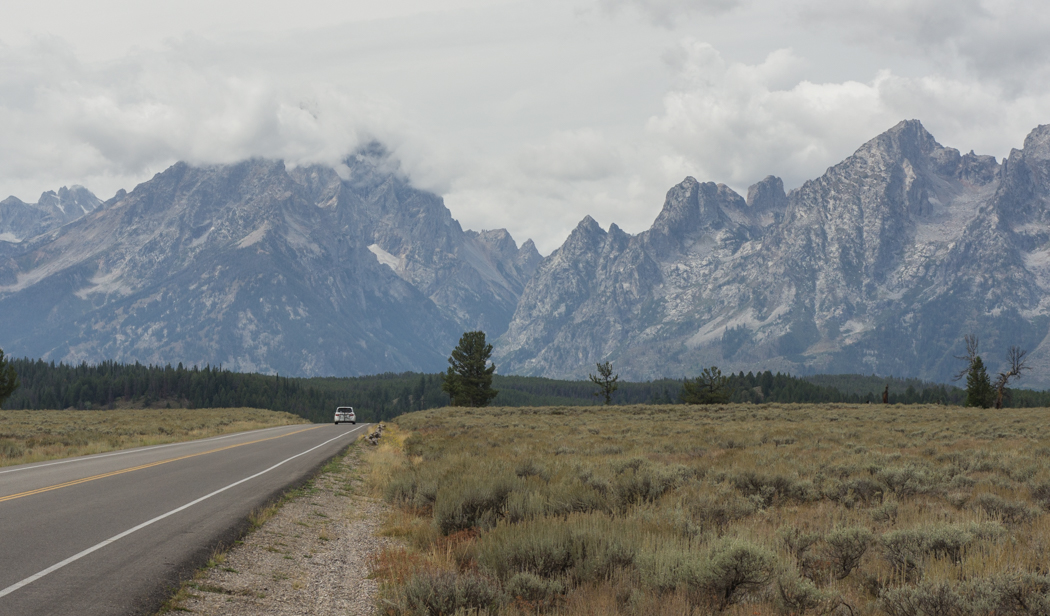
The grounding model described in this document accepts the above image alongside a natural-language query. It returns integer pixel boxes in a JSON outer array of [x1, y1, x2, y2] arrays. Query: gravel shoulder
[[169, 440, 391, 615]]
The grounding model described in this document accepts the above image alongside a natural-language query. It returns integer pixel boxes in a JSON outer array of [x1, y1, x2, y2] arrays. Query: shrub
[[386, 472, 440, 513], [879, 581, 968, 616], [613, 461, 692, 509], [776, 575, 832, 615], [880, 529, 927, 581], [870, 501, 899, 524], [777, 526, 820, 563], [477, 515, 635, 585], [824, 527, 872, 580], [702, 538, 778, 610], [729, 471, 813, 507], [879, 574, 1050, 616], [515, 459, 549, 481], [402, 570, 503, 616], [686, 488, 757, 531], [505, 572, 566, 608], [877, 465, 938, 498], [1030, 480, 1050, 510], [432, 472, 516, 535], [973, 493, 1037, 525]]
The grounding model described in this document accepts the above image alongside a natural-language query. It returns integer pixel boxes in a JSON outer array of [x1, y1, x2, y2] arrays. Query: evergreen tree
[[588, 361, 619, 405], [441, 331, 499, 407], [0, 347, 18, 407], [965, 356, 993, 408], [681, 366, 732, 405]]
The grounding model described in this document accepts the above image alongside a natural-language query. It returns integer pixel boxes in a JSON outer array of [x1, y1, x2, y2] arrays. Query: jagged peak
[[854, 119, 942, 162], [746, 176, 787, 214], [1022, 124, 1050, 161], [574, 215, 605, 234]]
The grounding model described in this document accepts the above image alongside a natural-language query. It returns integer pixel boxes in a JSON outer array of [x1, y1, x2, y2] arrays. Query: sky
[[2, 0, 1050, 253]]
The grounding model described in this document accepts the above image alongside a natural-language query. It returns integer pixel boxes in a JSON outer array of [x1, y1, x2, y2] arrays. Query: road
[[0, 422, 369, 616]]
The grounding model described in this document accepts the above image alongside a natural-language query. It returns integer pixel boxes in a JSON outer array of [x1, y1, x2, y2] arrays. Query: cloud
[[595, 0, 741, 26], [645, 38, 1050, 194], [798, 0, 1050, 92], [0, 36, 407, 200]]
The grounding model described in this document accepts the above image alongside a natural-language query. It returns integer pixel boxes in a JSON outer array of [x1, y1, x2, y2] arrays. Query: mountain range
[[3, 122, 1050, 387]]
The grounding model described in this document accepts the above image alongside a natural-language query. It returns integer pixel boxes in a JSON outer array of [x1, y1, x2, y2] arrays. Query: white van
[[334, 407, 356, 425]]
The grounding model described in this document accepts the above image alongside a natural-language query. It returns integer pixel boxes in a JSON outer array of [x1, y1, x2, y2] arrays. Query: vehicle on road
[[334, 407, 356, 425]]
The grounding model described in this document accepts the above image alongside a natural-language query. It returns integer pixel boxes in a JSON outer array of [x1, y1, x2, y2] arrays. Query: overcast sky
[[3, 0, 1049, 253]]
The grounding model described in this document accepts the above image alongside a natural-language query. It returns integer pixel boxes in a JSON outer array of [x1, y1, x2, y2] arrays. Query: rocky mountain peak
[[746, 175, 788, 219], [0, 185, 102, 243]]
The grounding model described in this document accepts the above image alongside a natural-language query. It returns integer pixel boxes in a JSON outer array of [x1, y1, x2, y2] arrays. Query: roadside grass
[[364, 403, 1050, 615], [0, 408, 307, 467]]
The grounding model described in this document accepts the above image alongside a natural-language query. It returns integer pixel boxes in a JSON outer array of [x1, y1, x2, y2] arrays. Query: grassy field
[[364, 403, 1050, 615], [0, 408, 308, 467]]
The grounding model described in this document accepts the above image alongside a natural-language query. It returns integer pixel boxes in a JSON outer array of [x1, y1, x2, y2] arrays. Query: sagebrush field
[[0, 408, 307, 467], [366, 403, 1050, 615]]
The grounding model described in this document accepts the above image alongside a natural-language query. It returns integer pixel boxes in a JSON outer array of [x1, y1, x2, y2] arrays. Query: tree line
[[5, 335, 1050, 420]]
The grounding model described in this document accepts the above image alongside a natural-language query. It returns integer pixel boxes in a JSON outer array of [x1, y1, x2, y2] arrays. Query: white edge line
[[0, 424, 298, 476], [0, 424, 367, 600]]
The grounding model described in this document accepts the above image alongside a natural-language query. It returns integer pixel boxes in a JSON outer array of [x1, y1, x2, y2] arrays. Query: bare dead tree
[[993, 346, 1029, 409], [952, 334, 980, 382]]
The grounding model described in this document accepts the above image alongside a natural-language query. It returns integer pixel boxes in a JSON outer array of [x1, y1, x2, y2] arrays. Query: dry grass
[[0, 407, 307, 467], [364, 403, 1050, 615]]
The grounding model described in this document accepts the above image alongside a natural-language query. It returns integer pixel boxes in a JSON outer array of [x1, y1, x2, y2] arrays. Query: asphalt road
[[0, 422, 370, 616]]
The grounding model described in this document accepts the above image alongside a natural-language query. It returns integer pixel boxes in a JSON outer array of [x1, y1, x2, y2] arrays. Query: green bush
[[386, 471, 440, 513], [477, 515, 635, 585], [728, 471, 814, 507], [879, 580, 968, 616], [973, 493, 1037, 525], [432, 472, 516, 535], [505, 572, 566, 607], [612, 460, 692, 509], [879, 574, 1050, 616], [402, 570, 503, 616], [777, 526, 820, 563], [824, 527, 872, 580], [776, 574, 832, 615], [703, 538, 778, 610], [685, 488, 758, 531]]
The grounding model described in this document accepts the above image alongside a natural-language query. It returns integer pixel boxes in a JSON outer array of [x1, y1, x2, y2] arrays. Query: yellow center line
[[0, 425, 324, 504]]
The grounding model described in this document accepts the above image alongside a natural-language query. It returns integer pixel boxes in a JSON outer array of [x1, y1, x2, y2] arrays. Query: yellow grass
[[364, 403, 1050, 615], [0, 407, 308, 467]]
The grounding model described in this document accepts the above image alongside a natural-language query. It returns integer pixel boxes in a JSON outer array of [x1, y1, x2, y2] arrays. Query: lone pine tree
[[441, 331, 499, 407], [589, 361, 619, 405]]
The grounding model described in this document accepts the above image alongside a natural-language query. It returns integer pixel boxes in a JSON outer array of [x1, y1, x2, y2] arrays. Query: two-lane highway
[[0, 422, 370, 616]]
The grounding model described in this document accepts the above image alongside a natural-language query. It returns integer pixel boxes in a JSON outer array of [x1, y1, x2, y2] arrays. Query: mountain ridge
[[496, 120, 1050, 387]]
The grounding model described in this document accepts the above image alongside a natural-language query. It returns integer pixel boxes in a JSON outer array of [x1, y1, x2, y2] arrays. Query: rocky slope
[[0, 146, 538, 376], [497, 120, 1050, 387]]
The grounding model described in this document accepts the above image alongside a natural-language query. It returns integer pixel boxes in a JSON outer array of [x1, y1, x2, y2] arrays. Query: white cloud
[[1, 1, 1050, 257], [0, 37, 409, 201], [798, 0, 1050, 92], [595, 0, 741, 25], [646, 39, 1050, 194]]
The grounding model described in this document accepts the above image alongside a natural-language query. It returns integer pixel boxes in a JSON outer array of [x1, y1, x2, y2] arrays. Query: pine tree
[[441, 331, 499, 407], [681, 366, 732, 405], [588, 361, 619, 405], [0, 347, 19, 408], [965, 356, 993, 408]]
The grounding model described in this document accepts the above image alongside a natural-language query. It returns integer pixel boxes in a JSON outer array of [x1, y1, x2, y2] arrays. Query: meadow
[[0, 408, 307, 467], [365, 403, 1050, 615]]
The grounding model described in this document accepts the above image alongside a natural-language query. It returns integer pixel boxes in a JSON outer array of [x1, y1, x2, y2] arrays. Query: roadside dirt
[[171, 441, 391, 615]]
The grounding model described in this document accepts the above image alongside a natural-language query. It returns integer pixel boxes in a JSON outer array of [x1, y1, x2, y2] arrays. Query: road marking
[[0, 426, 325, 503], [0, 424, 365, 600], [0, 425, 296, 476]]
